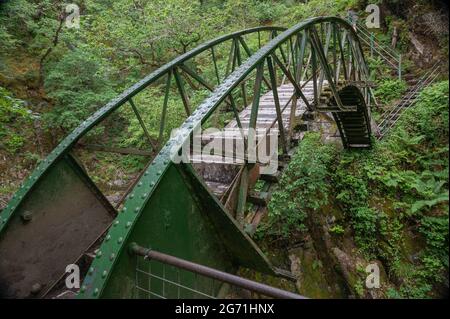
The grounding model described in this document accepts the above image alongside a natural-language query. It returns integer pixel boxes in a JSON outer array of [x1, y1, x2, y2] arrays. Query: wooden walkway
[[192, 82, 317, 197]]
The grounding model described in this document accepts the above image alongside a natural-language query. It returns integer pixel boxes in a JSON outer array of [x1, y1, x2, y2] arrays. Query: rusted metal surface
[[0, 155, 114, 298]]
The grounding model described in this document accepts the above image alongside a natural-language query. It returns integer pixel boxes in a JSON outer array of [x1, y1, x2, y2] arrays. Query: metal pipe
[[130, 243, 306, 299]]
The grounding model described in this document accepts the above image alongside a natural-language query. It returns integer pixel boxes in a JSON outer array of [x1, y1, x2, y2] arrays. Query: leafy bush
[[333, 81, 449, 297], [286, 0, 358, 21], [43, 49, 116, 133], [261, 132, 337, 239], [394, 81, 449, 146], [0, 87, 32, 154], [350, 207, 380, 255], [374, 79, 407, 105], [253, 1, 287, 23]]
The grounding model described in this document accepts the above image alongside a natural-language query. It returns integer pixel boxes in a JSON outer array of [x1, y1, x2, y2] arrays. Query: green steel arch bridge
[[0, 17, 375, 299]]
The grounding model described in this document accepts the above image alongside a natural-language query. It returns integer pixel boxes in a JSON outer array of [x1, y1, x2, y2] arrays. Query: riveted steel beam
[[0, 26, 285, 299], [1, 18, 374, 299], [76, 17, 372, 297], [0, 26, 284, 233]]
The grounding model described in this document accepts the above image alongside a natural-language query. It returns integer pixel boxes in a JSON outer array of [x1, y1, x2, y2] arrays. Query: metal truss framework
[[0, 17, 374, 299]]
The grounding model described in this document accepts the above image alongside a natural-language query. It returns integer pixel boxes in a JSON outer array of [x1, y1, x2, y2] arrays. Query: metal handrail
[[357, 35, 399, 68], [379, 70, 441, 136], [350, 20, 402, 79], [130, 243, 306, 299], [378, 62, 440, 129], [355, 24, 400, 62], [377, 63, 441, 138]]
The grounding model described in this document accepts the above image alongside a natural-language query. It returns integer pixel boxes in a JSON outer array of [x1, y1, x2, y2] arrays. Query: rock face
[[284, 200, 395, 299], [409, 32, 425, 56]]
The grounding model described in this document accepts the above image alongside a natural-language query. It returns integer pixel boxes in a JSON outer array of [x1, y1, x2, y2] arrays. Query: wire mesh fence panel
[[134, 255, 223, 299], [132, 248, 304, 300]]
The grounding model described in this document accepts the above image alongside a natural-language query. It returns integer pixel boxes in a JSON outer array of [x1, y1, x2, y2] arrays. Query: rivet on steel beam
[[117, 237, 123, 244], [138, 182, 142, 187], [109, 253, 115, 261], [126, 221, 132, 228], [105, 235, 111, 241], [88, 267, 94, 275], [102, 270, 107, 278], [80, 285, 86, 293], [30, 283, 42, 295], [96, 251, 102, 258], [114, 221, 119, 226], [21, 211, 33, 223], [93, 288, 99, 296], [141, 193, 147, 199]]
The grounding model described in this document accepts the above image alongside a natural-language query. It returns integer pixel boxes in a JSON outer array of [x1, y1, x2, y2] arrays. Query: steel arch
[[0, 17, 374, 299]]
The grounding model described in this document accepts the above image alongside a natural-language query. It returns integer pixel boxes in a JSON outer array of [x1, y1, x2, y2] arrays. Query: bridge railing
[[0, 26, 285, 299], [1, 17, 376, 299], [131, 243, 305, 299]]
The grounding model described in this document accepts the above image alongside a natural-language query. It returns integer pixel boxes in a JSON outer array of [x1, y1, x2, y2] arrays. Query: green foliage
[[261, 132, 337, 239], [329, 224, 345, 235], [0, 0, 67, 56], [393, 81, 449, 146], [0, 25, 17, 53], [352, 207, 380, 255], [0, 87, 33, 153], [333, 81, 449, 297], [252, 1, 287, 23], [374, 79, 407, 105], [419, 216, 449, 269], [285, 0, 358, 22], [43, 49, 116, 132]]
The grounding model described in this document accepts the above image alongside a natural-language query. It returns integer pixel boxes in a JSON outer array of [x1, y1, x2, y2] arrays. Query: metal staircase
[[0, 17, 375, 299], [350, 18, 441, 140], [331, 85, 372, 148]]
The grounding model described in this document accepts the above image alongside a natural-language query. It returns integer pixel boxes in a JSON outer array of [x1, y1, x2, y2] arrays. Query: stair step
[[348, 143, 371, 148]]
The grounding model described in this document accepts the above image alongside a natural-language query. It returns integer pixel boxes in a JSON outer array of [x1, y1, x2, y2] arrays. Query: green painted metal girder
[[0, 26, 284, 298], [77, 16, 373, 298], [80, 162, 273, 298], [0, 26, 285, 236], [0, 17, 374, 299]]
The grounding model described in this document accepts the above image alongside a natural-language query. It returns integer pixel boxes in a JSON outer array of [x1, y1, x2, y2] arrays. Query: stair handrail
[[378, 61, 440, 128], [378, 66, 439, 131], [349, 18, 403, 80], [354, 22, 400, 61], [377, 63, 441, 137], [380, 67, 441, 135]]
